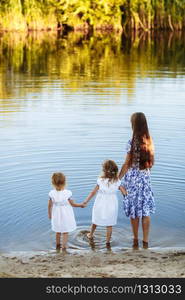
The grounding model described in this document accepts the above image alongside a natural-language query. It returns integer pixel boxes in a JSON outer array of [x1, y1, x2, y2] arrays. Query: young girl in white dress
[[48, 172, 84, 250], [83, 160, 127, 247]]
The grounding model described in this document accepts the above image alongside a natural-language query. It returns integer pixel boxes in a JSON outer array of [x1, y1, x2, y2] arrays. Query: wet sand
[[0, 248, 185, 278]]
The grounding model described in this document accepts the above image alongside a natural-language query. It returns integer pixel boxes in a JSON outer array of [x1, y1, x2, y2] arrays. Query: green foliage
[[0, 0, 185, 31], [0, 0, 26, 30]]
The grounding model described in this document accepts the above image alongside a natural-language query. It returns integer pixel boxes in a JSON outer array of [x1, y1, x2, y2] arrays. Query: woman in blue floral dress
[[119, 112, 155, 249]]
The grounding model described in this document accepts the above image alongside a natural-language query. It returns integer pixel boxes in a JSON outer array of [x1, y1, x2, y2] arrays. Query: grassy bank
[[0, 1, 185, 32]]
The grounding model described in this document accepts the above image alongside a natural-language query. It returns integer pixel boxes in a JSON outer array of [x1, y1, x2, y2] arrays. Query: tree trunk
[[168, 15, 174, 31]]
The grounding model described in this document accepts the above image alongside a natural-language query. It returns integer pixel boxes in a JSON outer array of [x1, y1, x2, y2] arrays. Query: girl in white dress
[[83, 160, 127, 247], [48, 172, 84, 250]]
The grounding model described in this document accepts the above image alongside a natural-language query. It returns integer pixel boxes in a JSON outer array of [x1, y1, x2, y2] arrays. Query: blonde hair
[[51, 172, 66, 191], [101, 160, 119, 182]]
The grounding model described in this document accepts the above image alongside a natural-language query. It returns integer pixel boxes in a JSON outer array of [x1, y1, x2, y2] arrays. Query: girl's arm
[[119, 153, 130, 179], [48, 199, 53, 219], [68, 199, 85, 208], [83, 185, 99, 205], [119, 185, 127, 196]]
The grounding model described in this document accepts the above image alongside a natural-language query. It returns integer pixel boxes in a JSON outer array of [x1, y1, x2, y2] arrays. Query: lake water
[[0, 31, 185, 253]]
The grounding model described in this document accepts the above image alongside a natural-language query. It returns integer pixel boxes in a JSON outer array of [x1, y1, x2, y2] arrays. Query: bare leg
[[106, 226, 112, 244], [87, 224, 97, 239], [56, 232, 61, 249], [62, 232, 68, 249], [130, 217, 139, 249], [142, 216, 150, 244], [130, 217, 139, 240]]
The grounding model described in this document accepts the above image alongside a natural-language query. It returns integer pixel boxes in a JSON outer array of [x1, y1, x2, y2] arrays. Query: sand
[[0, 248, 185, 278]]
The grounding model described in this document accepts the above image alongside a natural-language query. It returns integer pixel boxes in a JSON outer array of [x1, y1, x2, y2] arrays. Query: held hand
[[81, 201, 87, 208], [120, 186, 127, 196], [123, 189, 127, 196], [48, 215, 51, 219]]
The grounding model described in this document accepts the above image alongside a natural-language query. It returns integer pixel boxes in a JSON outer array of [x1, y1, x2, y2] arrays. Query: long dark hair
[[129, 112, 154, 170]]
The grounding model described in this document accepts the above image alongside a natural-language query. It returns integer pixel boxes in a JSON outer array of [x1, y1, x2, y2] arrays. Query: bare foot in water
[[106, 242, 111, 249], [62, 247, 68, 254], [87, 232, 93, 240], [56, 244, 61, 251]]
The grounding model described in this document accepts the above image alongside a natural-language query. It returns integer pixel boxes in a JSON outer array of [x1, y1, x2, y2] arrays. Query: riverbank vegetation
[[0, 1, 185, 32]]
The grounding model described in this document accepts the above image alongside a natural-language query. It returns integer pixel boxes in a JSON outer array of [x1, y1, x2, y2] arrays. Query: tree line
[[0, 0, 185, 32]]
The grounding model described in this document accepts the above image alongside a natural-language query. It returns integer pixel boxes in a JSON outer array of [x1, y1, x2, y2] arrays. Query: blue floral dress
[[122, 139, 155, 219]]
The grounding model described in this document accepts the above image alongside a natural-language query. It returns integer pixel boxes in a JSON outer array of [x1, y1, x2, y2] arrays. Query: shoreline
[[1, 28, 185, 34], [1, 248, 185, 278]]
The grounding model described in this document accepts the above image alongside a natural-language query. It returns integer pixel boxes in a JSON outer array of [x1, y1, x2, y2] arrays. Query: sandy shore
[[0, 248, 185, 278]]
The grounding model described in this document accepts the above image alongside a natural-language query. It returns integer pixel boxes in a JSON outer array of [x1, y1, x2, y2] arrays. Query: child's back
[[48, 172, 84, 250], [92, 177, 121, 226], [83, 160, 127, 247], [49, 188, 76, 233]]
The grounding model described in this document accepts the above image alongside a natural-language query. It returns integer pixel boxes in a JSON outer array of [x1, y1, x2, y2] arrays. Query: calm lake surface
[[0, 31, 185, 253]]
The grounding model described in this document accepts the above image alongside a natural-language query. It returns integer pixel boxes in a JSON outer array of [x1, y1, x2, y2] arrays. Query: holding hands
[[81, 200, 88, 208], [80, 202, 87, 208], [80, 183, 127, 208]]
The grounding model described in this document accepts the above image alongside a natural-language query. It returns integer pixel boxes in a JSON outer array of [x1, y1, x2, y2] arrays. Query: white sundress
[[92, 177, 121, 226], [49, 189, 76, 233]]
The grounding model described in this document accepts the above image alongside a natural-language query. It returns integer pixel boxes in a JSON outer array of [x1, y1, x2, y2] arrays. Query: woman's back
[[127, 136, 154, 170]]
